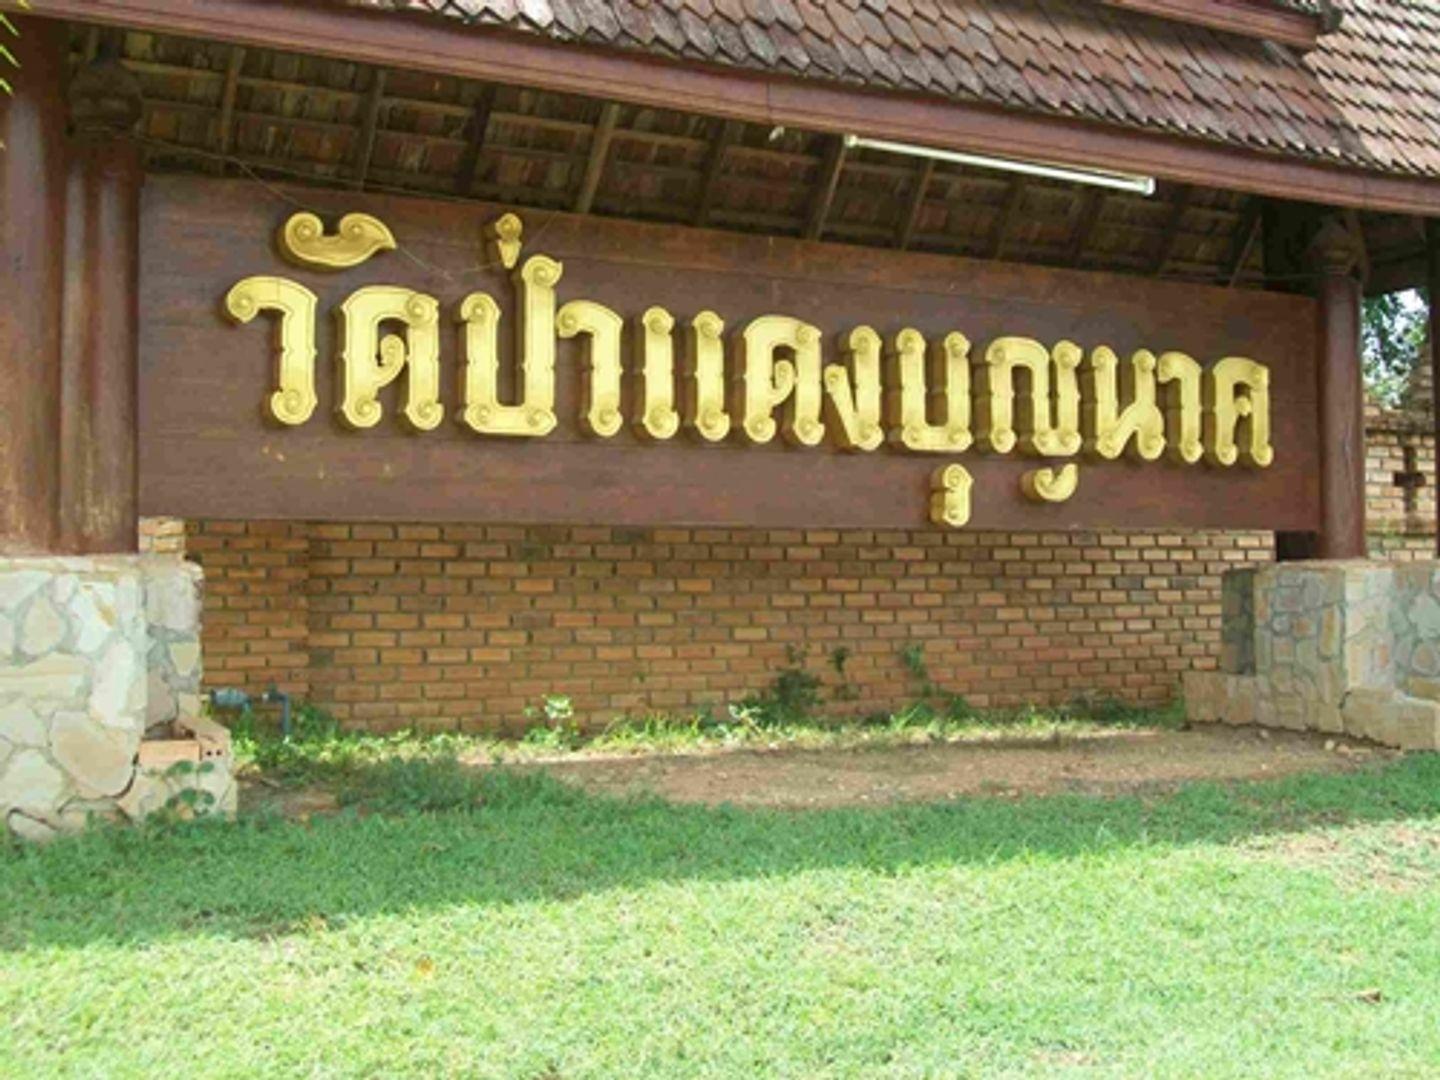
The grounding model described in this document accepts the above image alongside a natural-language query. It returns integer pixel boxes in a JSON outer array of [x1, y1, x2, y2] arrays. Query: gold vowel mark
[[228, 212, 1275, 527]]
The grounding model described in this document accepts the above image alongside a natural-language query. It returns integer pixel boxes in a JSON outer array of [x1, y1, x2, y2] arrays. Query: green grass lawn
[[3, 751, 1440, 1078]]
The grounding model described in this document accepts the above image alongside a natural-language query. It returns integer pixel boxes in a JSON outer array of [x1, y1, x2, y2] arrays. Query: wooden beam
[[41, 0, 1440, 216], [351, 67, 387, 191], [1065, 189, 1105, 267], [453, 83, 496, 196], [895, 159, 933, 249], [1150, 184, 1193, 275], [988, 178, 1027, 259], [1427, 217, 1440, 556], [213, 45, 244, 175], [573, 101, 619, 215], [694, 118, 739, 227], [1098, 0, 1321, 51], [1220, 199, 1263, 286], [804, 134, 847, 241]]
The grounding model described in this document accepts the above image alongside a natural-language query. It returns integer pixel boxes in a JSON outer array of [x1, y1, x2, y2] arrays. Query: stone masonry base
[[0, 556, 234, 841], [1186, 560, 1440, 750]]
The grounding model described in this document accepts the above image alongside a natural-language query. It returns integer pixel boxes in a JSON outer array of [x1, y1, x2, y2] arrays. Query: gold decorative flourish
[[279, 212, 396, 270], [489, 213, 523, 270], [1021, 463, 1080, 503]]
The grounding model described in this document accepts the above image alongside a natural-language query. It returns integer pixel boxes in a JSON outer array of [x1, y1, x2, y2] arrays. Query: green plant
[[898, 642, 974, 721], [735, 645, 822, 726], [829, 645, 859, 702], [520, 694, 581, 750]]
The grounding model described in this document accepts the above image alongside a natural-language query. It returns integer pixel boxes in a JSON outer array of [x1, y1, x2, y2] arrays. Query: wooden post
[[1428, 218, 1440, 557], [1308, 216, 1367, 559], [0, 19, 69, 555], [59, 57, 145, 553]]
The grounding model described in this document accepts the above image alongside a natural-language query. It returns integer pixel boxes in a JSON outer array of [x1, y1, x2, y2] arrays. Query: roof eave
[[34, 0, 1440, 218]]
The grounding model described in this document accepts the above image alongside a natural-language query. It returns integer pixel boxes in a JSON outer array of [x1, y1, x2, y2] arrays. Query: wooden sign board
[[138, 177, 1320, 531]]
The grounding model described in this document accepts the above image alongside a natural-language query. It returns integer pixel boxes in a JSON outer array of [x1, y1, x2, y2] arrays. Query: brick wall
[[176, 520, 1270, 732]]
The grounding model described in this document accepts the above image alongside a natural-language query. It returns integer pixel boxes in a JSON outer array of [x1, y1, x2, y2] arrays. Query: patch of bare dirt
[[524, 726, 1395, 809]]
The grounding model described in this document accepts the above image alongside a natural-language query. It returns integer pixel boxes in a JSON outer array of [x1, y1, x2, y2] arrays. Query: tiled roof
[[355, 0, 1440, 181]]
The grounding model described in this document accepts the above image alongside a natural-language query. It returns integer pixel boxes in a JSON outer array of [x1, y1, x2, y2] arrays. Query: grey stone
[[50, 711, 137, 797], [0, 654, 88, 702], [87, 638, 143, 729], [0, 699, 49, 747], [0, 749, 67, 816], [70, 582, 120, 655], [145, 564, 200, 633], [6, 809, 57, 843], [0, 571, 50, 612], [18, 595, 67, 657], [0, 613, 12, 659]]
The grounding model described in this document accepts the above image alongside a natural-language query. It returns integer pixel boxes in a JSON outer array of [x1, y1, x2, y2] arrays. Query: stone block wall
[[1186, 561, 1440, 751], [0, 557, 233, 840]]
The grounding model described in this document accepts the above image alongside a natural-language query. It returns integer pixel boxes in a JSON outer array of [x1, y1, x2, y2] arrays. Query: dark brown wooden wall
[[138, 176, 1321, 531]]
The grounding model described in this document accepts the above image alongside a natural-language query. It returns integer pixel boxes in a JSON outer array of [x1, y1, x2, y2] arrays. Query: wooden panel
[[138, 176, 1321, 531]]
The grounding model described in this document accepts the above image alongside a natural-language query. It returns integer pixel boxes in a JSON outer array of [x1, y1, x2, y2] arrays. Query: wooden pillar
[[1308, 216, 1367, 559], [1428, 218, 1440, 557], [0, 19, 69, 555], [59, 57, 144, 553]]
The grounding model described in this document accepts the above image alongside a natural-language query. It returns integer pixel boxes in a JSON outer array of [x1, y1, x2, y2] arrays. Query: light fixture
[[843, 134, 1157, 196]]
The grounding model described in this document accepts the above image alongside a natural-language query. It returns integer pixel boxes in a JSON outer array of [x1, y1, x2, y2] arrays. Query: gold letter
[[688, 311, 730, 442], [1206, 357, 1274, 467], [459, 256, 561, 438], [739, 315, 823, 445], [930, 463, 973, 528], [279, 212, 395, 270], [823, 327, 884, 452], [224, 276, 319, 426], [558, 299, 625, 438], [336, 285, 442, 430], [1021, 463, 1080, 503], [1157, 351, 1204, 464], [888, 329, 972, 453], [635, 307, 680, 440], [978, 337, 1081, 456], [1083, 347, 1165, 461]]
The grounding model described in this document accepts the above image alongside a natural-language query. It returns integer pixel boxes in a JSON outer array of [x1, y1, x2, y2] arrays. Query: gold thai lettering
[[1083, 346, 1165, 461], [823, 327, 884, 452], [888, 329, 972, 453], [635, 307, 680, 441], [978, 337, 1081, 456], [457, 254, 561, 437], [224, 275, 319, 426], [336, 285, 442, 430], [557, 299, 625, 438], [1022, 463, 1080, 503], [1206, 357, 1274, 467], [1157, 351, 1204, 464], [689, 310, 730, 442], [930, 463, 973, 527], [739, 315, 824, 446]]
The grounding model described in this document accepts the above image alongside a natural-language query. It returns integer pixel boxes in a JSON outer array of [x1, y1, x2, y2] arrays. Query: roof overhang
[[31, 0, 1440, 218], [1096, 0, 1327, 52]]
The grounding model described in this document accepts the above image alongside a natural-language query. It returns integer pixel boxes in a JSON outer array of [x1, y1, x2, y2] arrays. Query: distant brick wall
[[174, 521, 1271, 732]]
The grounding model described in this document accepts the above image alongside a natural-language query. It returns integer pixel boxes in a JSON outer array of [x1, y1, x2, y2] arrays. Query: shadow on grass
[[2, 752, 1438, 952]]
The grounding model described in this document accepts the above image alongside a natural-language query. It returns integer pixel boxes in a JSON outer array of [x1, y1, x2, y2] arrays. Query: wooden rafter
[[895, 159, 933, 249], [694, 118, 739, 227], [988, 178, 1027, 259], [1221, 199, 1263, 286], [804, 134, 847, 241], [453, 83, 496, 196], [212, 45, 244, 175], [1065, 189, 1106, 267], [350, 67, 387, 191], [574, 101, 619, 215], [1150, 184, 1193, 274]]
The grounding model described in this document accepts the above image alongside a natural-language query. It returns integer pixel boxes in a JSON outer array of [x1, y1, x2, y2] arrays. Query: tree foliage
[[1363, 288, 1430, 406]]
